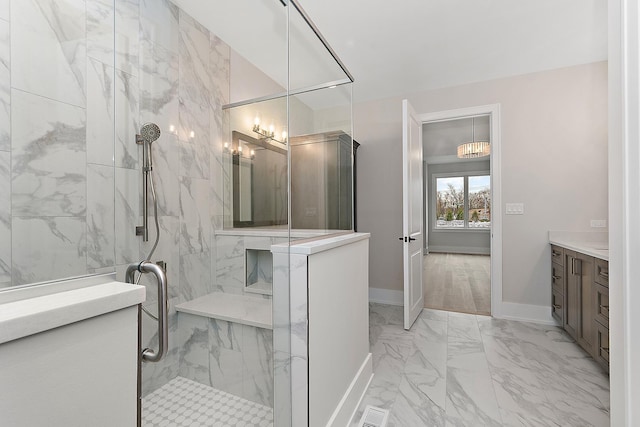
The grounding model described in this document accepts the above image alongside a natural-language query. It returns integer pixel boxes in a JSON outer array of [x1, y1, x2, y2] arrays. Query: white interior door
[[402, 99, 424, 330]]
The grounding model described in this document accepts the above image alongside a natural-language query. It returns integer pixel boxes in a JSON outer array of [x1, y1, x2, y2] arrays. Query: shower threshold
[[142, 376, 273, 427]]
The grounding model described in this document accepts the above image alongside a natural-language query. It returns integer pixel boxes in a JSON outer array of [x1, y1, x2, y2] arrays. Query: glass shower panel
[[124, 1, 288, 426], [288, 78, 354, 232], [224, 98, 288, 229], [0, 0, 118, 289], [288, 1, 352, 92]]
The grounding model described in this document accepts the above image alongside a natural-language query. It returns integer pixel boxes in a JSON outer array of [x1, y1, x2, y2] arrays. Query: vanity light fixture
[[252, 116, 285, 144], [457, 117, 490, 159]]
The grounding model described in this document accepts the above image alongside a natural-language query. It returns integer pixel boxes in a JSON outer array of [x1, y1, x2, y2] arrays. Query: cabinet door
[[593, 282, 609, 328], [564, 251, 579, 339], [552, 262, 564, 295], [551, 288, 564, 324], [594, 258, 609, 287], [594, 321, 610, 372], [577, 254, 595, 354]]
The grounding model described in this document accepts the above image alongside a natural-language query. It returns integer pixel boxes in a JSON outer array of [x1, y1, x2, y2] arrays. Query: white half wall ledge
[[369, 288, 404, 306], [497, 302, 557, 325]]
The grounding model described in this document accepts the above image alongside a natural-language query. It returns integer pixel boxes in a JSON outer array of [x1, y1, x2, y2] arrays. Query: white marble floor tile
[[352, 304, 610, 427]]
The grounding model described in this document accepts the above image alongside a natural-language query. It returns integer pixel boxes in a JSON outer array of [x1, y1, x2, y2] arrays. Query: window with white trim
[[434, 173, 490, 229]]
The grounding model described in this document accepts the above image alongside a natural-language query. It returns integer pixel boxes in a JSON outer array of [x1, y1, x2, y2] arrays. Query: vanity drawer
[[551, 245, 564, 266], [551, 289, 564, 324], [594, 321, 610, 372], [551, 262, 564, 295], [593, 282, 609, 328], [594, 258, 609, 287]]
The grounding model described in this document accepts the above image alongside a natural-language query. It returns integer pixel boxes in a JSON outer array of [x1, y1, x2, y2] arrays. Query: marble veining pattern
[[113, 0, 140, 76], [179, 177, 210, 255], [178, 312, 274, 408], [11, 89, 86, 217], [114, 68, 139, 169], [12, 0, 86, 108], [86, 164, 115, 268], [86, 57, 115, 167], [11, 217, 86, 285], [139, 0, 179, 53], [351, 304, 610, 427], [139, 38, 179, 138], [114, 167, 140, 264], [86, 0, 114, 67]]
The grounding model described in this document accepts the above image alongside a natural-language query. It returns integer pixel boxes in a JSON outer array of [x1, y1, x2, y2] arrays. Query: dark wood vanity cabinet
[[592, 257, 609, 372], [551, 245, 608, 372], [551, 245, 564, 324], [563, 249, 595, 355]]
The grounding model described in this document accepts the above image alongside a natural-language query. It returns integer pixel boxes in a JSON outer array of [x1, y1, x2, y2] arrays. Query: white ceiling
[[299, 0, 608, 103]]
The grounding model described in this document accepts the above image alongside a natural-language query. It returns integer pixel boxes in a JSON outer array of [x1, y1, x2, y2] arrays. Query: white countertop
[[548, 231, 609, 261], [271, 232, 371, 255], [176, 292, 272, 330], [0, 275, 145, 344]]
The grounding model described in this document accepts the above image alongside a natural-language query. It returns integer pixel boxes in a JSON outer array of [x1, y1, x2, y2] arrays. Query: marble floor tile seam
[[479, 317, 610, 426], [362, 304, 610, 426]]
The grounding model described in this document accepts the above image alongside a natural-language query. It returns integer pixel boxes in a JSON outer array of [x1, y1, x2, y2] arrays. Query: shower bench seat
[[175, 292, 272, 329]]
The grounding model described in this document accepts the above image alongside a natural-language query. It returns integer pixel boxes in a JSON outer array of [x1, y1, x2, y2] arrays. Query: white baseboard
[[496, 302, 557, 325], [428, 245, 490, 255], [369, 288, 403, 306], [328, 353, 373, 427]]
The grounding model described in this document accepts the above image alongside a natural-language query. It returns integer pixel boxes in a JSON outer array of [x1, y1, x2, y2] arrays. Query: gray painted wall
[[351, 61, 608, 308]]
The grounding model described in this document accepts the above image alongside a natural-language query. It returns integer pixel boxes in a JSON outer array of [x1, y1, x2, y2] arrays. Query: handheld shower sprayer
[[136, 123, 161, 242], [138, 122, 161, 145]]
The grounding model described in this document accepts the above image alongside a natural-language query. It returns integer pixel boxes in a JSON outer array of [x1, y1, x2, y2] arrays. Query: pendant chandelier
[[457, 117, 490, 159]]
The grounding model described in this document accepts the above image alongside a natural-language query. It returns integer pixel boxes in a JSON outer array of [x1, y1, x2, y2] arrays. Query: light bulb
[[190, 130, 195, 138], [169, 124, 176, 133], [281, 130, 287, 140], [250, 149, 255, 157], [254, 116, 260, 126], [269, 124, 275, 133], [224, 142, 229, 150], [238, 145, 243, 153]]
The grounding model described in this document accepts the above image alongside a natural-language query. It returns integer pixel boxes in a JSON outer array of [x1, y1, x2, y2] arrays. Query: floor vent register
[[357, 405, 389, 427]]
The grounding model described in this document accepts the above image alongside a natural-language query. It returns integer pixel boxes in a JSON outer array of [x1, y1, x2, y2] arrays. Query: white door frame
[[417, 104, 502, 318], [609, 0, 639, 424]]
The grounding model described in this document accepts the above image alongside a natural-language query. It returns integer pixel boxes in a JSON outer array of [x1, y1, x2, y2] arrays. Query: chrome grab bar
[[126, 261, 168, 363]]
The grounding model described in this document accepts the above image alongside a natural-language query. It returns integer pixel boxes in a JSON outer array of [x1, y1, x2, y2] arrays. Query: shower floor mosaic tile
[[142, 376, 273, 427]]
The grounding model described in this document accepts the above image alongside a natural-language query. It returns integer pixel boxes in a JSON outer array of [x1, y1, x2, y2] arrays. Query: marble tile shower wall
[[0, 0, 234, 393], [179, 313, 274, 408]]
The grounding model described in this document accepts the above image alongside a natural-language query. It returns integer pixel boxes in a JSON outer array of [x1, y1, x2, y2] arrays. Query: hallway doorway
[[418, 105, 501, 317], [423, 253, 490, 315]]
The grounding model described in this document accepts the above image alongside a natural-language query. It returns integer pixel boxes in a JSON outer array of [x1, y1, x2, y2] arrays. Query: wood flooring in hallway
[[423, 253, 491, 315]]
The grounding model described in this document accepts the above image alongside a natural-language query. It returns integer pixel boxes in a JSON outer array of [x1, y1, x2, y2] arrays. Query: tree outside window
[[435, 174, 490, 229]]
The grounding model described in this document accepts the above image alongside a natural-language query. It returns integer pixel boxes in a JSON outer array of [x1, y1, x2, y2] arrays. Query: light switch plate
[[505, 203, 524, 215], [590, 219, 607, 228]]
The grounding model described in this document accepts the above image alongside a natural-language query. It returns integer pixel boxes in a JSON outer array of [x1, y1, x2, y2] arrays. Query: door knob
[[408, 237, 416, 242]]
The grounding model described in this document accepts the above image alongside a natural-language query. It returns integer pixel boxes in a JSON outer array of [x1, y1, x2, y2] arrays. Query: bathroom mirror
[[231, 131, 287, 228]]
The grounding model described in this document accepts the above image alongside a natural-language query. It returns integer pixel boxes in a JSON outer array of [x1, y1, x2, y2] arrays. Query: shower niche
[[245, 248, 274, 295]]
